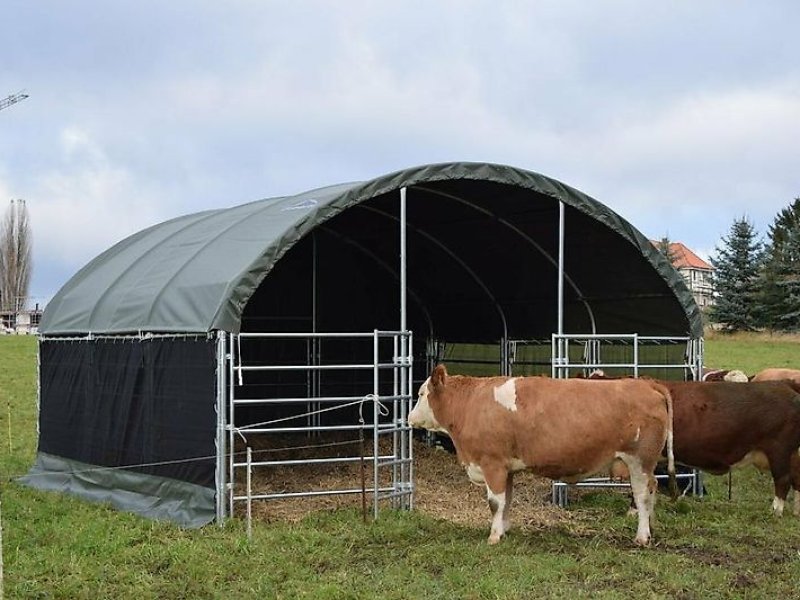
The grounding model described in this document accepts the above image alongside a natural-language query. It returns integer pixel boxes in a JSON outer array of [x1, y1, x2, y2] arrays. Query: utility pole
[[0, 91, 29, 113]]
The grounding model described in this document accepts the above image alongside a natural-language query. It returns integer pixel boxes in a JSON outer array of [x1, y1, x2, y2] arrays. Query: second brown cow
[[659, 380, 800, 517]]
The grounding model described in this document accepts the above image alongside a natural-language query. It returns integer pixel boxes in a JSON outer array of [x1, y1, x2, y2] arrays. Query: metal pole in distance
[[557, 201, 565, 338], [392, 335, 399, 509], [215, 331, 227, 525], [312, 232, 321, 432], [400, 187, 407, 334], [556, 201, 566, 379], [373, 329, 380, 520], [398, 187, 410, 510], [246, 446, 253, 540], [228, 333, 236, 518], [406, 331, 414, 510]]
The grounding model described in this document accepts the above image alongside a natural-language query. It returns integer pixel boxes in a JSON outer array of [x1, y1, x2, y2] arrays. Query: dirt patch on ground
[[233, 434, 577, 533]]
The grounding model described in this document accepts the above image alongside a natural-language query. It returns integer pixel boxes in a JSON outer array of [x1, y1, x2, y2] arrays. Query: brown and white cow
[[408, 365, 676, 546], [661, 380, 800, 517], [702, 368, 749, 382], [751, 368, 800, 385]]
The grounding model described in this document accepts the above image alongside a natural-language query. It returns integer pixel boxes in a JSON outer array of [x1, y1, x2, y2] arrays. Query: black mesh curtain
[[38, 337, 217, 487]]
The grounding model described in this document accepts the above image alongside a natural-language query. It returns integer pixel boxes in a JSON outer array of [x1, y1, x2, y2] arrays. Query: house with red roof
[[654, 241, 715, 309]]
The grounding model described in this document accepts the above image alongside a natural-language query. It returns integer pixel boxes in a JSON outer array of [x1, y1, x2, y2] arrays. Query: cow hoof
[[488, 534, 502, 545], [634, 535, 651, 547]]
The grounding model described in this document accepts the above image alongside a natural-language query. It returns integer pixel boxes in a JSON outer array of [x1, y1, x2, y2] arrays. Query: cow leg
[[502, 472, 514, 533], [770, 474, 791, 517], [619, 453, 654, 546], [791, 449, 800, 517], [483, 464, 510, 545], [769, 454, 793, 517]]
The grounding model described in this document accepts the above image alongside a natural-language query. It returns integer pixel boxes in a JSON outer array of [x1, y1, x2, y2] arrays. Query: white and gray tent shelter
[[24, 162, 704, 527]]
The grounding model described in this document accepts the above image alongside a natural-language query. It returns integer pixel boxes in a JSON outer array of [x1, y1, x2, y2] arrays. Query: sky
[[2, 1, 799, 305]]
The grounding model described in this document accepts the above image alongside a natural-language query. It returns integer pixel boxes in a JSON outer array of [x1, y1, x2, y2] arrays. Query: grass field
[[1, 334, 800, 598]]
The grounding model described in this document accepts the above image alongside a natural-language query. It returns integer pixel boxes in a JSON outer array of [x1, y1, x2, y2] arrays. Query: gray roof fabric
[[41, 162, 703, 338]]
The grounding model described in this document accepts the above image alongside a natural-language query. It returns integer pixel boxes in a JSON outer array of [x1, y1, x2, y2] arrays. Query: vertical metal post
[[694, 337, 705, 497], [308, 234, 321, 433], [399, 187, 410, 510], [406, 331, 414, 510], [373, 329, 380, 520], [552, 201, 566, 380], [400, 187, 407, 335], [633, 334, 640, 378], [557, 201, 565, 337], [246, 446, 253, 540], [215, 331, 227, 525], [392, 334, 399, 508], [228, 333, 236, 518]]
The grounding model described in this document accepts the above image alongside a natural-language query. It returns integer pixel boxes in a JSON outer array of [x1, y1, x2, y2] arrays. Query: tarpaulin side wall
[[20, 336, 217, 527]]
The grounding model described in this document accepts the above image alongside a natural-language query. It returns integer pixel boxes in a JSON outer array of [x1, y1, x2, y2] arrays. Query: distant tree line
[[710, 198, 800, 332]]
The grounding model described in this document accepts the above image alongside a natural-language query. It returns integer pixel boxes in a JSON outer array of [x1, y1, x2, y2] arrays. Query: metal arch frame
[[412, 185, 597, 335], [358, 205, 510, 343], [317, 226, 436, 339]]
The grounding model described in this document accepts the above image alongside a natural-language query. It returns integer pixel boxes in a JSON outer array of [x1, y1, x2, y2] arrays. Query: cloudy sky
[[2, 1, 799, 304]]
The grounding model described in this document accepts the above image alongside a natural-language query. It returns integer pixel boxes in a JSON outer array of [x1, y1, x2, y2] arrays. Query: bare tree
[[0, 199, 32, 314]]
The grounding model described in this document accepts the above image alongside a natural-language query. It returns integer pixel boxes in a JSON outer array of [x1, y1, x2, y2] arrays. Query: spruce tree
[[656, 235, 678, 265], [709, 217, 763, 332], [759, 198, 800, 331]]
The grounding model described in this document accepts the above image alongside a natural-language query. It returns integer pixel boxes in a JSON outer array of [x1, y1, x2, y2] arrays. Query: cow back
[[663, 380, 800, 473], [430, 375, 671, 481]]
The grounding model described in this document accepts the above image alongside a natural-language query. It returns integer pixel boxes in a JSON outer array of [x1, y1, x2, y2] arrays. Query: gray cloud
[[1, 1, 799, 300]]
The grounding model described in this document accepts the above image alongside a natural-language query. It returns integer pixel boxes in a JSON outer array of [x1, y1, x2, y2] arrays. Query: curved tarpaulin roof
[[41, 162, 703, 338]]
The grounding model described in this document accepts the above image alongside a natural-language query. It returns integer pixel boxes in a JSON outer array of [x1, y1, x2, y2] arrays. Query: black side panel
[[39, 337, 216, 487]]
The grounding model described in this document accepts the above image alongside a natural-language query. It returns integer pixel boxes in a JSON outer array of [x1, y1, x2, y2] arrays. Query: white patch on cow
[[616, 451, 653, 546], [487, 489, 507, 544], [773, 496, 785, 517], [408, 378, 448, 433], [633, 427, 641, 443], [723, 369, 749, 382], [466, 463, 485, 485], [493, 378, 519, 412], [508, 458, 526, 472]]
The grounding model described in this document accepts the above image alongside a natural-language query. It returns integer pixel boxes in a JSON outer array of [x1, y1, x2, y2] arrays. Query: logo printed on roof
[[282, 199, 318, 211]]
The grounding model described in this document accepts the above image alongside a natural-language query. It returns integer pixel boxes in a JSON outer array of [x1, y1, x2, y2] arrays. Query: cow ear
[[431, 364, 448, 388]]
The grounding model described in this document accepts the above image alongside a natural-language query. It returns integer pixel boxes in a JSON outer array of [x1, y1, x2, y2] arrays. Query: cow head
[[408, 364, 448, 433]]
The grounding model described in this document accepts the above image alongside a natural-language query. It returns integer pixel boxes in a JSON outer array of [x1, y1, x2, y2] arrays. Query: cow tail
[[662, 384, 678, 500], [651, 381, 678, 500]]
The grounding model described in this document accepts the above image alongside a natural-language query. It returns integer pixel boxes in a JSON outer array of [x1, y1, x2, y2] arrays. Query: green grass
[[2, 335, 800, 598], [704, 330, 800, 375]]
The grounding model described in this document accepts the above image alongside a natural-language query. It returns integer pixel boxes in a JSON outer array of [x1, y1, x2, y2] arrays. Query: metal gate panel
[[215, 330, 413, 525], [550, 333, 704, 506]]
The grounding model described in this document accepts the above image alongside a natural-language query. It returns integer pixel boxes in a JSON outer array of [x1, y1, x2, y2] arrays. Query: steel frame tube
[[215, 331, 227, 525], [558, 200, 565, 337]]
